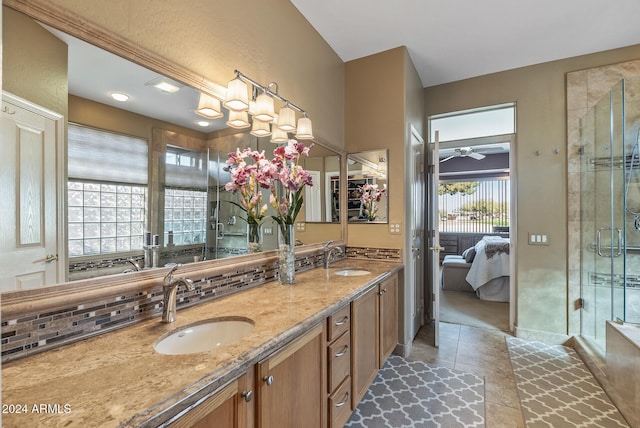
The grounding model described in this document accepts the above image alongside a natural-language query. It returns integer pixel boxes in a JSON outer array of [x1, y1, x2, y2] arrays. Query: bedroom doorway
[[427, 103, 516, 340]]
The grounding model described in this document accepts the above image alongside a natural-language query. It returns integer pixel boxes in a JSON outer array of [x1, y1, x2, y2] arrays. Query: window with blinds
[[163, 146, 208, 246], [67, 124, 148, 257]]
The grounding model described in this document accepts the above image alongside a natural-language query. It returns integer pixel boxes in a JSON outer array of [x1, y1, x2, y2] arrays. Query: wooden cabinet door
[[170, 369, 255, 428], [379, 275, 398, 367], [350, 286, 379, 408], [257, 323, 326, 428]]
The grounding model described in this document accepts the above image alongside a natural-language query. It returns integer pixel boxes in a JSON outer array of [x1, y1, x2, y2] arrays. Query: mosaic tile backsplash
[[1, 246, 398, 363]]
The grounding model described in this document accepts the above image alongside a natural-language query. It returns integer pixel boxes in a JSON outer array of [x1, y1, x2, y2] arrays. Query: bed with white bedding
[[465, 236, 510, 302]]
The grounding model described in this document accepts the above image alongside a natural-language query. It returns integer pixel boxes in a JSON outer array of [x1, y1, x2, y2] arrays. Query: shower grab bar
[[595, 227, 623, 257]]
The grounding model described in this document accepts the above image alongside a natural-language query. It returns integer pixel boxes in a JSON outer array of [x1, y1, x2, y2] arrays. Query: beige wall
[[425, 44, 640, 339], [3, 7, 68, 116], [42, 0, 345, 150], [345, 47, 407, 251]]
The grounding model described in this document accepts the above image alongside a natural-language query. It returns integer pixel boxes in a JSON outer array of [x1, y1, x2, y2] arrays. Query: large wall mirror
[[1, 3, 344, 290], [346, 149, 389, 223]]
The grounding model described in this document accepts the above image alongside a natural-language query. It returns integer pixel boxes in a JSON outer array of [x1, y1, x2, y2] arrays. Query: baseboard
[[394, 341, 412, 358], [513, 326, 570, 345]]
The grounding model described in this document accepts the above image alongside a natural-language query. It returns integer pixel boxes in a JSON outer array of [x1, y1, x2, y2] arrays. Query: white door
[[409, 126, 425, 337], [0, 93, 64, 291], [304, 171, 322, 222], [428, 131, 442, 346]]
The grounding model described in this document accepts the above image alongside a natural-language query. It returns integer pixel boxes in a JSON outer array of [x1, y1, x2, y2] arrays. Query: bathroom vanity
[[1, 261, 402, 427]]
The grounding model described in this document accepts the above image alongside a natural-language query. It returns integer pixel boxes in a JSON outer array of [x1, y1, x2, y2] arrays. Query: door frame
[[427, 133, 517, 334], [2, 91, 67, 284]]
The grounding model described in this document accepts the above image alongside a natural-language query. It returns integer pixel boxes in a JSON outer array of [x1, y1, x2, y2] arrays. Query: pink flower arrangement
[[269, 140, 314, 229], [224, 148, 275, 227], [359, 182, 387, 221], [225, 140, 313, 242]]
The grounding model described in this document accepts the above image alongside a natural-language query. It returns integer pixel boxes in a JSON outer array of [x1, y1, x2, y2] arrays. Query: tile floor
[[408, 321, 526, 428]]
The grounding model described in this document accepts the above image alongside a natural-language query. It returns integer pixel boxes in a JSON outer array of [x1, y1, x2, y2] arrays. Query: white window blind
[[68, 124, 148, 184], [164, 147, 208, 189]]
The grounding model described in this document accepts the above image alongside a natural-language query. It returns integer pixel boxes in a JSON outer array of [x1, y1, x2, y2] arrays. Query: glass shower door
[[580, 80, 626, 352]]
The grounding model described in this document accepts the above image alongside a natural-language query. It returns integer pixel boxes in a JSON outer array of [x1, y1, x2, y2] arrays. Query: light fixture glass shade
[[254, 92, 275, 122], [270, 128, 289, 143], [195, 93, 223, 119], [248, 100, 257, 116], [295, 116, 314, 139], [226, 110, 250, 129], [250, 119, 272, 137], [223, 78, 249, 111], [277, 106, 297, 131]]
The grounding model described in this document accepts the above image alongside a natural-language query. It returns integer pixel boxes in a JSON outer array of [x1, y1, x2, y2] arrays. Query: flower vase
[[277, 224, 295, 285], [247, 223, 262, 253]]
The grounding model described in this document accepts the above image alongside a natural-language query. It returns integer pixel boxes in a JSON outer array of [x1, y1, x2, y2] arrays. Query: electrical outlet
[[390, 223, 401, 234], [295, 222, 305, 231]]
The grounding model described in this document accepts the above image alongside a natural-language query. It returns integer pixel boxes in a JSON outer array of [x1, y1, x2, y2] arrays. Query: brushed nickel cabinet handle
[[334, 316, 349, 326], [335, 345, 349, 358], [263, 375, 274, 386], [241, 390, 253, 402], [335, 391, 349, 407]]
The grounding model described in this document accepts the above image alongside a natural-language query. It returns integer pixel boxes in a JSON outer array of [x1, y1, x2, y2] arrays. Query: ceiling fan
[[440, 147, 486, 162]]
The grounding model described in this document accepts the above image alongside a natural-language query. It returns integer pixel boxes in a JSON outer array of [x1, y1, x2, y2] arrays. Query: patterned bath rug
[[506, 337, 629, 427], [345, 354, 485, 428]]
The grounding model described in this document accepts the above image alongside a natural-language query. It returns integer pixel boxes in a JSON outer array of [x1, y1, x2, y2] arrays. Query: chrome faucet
[[161, 265, 194, 323], [127, 258, 141, 271], [323, 240, 344, 269]]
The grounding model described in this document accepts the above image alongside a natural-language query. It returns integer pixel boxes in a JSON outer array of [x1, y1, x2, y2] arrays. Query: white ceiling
[[290, 0, 640, 87]]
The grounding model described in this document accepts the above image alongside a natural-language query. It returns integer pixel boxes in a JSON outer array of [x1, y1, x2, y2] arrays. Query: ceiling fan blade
[[468, 152, 486, 160], [440, 156, 454, 162]]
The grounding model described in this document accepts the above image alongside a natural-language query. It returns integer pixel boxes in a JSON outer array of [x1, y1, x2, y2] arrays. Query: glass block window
[[164, 189, 207, 246], [67, 124, 148, 257], [68, 182, 147, 256]]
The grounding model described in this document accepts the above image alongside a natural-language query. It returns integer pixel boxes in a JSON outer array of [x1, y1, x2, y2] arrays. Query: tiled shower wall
[[566, 58, 640, 336], [1, 246, 399, 363]]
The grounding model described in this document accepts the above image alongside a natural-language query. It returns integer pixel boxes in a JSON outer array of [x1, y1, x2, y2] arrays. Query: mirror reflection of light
[[196, 120, 211, 127], [110, 92, 130, 102]]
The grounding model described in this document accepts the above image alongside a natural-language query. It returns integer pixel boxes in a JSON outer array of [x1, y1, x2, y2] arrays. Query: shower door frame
[[579, 79, 629, 354]]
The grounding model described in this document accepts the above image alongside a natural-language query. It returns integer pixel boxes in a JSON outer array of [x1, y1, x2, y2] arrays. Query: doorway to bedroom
[[428, 103, 516, 334]]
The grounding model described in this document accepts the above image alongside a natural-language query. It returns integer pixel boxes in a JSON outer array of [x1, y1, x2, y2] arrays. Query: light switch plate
[[295, 222, 305, 231], [528, 232, 549, 245]]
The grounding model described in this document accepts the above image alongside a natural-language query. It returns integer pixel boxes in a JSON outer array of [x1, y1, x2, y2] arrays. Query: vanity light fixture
[[195, 93, 223, 119], [223, 75, 249, 111], [254, 91, 275, 122], [295, 112, 314, 140], [226, 110, 250, 129], [271, 127, 289, 143], [231, 70, 313, 140], [277, 104, 297, 132], [250, 119, 272, 137], [110, 92, 130, 102]]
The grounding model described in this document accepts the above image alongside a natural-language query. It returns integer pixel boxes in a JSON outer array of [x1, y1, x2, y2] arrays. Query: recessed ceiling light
[[145, 77, 181, 93], [110, 92, 130, 102], [196, 120, 211, 127]]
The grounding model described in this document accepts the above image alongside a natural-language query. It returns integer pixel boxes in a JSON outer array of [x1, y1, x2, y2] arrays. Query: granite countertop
[[1, 260, 402, 428]]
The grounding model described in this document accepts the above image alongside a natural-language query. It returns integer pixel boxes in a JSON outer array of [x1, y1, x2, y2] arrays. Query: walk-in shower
[[579, 77, 640, 354]]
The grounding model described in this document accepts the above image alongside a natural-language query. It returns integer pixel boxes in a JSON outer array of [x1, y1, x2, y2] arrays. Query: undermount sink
[[334, 269, 371, 277], [154, 317, 255, 355]]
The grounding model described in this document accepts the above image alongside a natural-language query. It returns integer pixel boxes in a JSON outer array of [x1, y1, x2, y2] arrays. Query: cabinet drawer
[[328, 331, 351, 393], [329, 376, 352, 428], [327, 305, 350, 342]]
